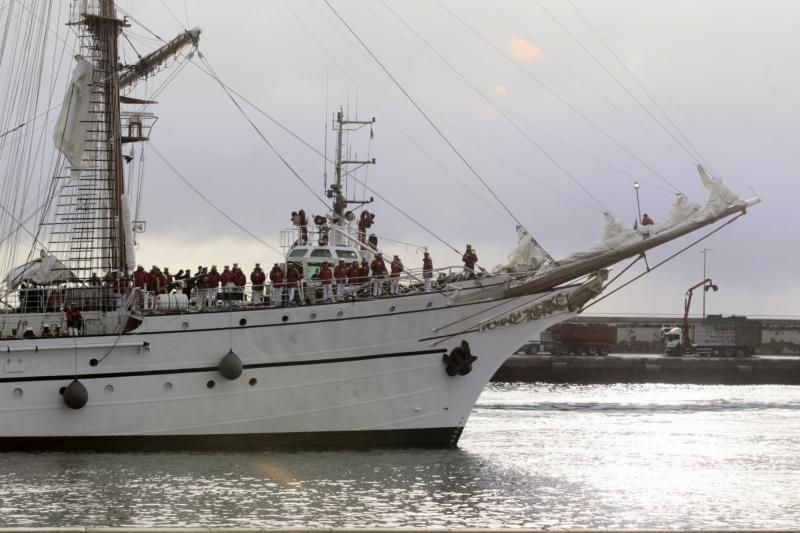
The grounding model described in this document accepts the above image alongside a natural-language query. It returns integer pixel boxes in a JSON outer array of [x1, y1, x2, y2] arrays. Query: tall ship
[[0, 1, 758, 450]]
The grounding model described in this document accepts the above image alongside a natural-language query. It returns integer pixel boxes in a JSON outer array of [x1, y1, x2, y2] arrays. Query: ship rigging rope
[[323, 0, 538, 245], [149, 143, 283, 256], [0, 0, 72, 275], [118, 3, 504, 258], [581, 213, 745, 313], [533, 1, 703, 166], [435, 1, 683, 195], [566, 0, 716, 173], [375, 0, 609, 215], [283, 0, 518, 225], [489, 5, 696, 179], [343, 171, 462, 255], [196, 53, 329, 210], [123, 0, 518, 234], [194, 51, 464, 256]]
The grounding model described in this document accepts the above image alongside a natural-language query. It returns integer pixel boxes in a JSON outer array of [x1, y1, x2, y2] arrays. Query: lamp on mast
[[633, 181, 642, 225], [700, 248, 712, 317]]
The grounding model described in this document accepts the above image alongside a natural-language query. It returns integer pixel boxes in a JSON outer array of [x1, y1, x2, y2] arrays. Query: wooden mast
[[102, 0, 127, 273], [80, 0, 128, 274]]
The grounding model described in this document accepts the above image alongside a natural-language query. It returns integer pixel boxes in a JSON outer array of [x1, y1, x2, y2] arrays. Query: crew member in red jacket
[[358, 210, 374, 248], [462, 245, 478, 279], [357, 258, 370, 287], [112, 272, 128, 309], [220, 265, 233, 306], [319, 262, 334, 302], [422, 252, 433, 293], [286, 262, 301, 305], [370, 253, 387, 297], [132, 265, 147, 307], [133, 265, 147, 289], [347, 261, 360, 289], [233, 264, 247, 305], [196, 267, 209, 309], [66, 304, 82, 336], [334, 260, 348, 301], [269, 263, 284, 305], [390, 255, 404, 295], [251, 263, 266, 305], [163, 267, 173, 287], [207, 265, 221, 308]]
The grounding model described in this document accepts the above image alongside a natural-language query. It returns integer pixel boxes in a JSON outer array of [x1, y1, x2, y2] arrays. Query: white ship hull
[[0, 283, 580, 450]]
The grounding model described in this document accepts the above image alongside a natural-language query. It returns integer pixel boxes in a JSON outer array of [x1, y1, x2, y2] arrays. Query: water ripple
[[1, 383, 798, 529]]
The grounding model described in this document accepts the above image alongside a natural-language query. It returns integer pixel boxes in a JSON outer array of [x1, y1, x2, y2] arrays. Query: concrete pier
[[492, 354, 800, 385]]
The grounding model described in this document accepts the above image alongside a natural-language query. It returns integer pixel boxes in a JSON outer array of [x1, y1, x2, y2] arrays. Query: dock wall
[[492, 354, 800, 385]]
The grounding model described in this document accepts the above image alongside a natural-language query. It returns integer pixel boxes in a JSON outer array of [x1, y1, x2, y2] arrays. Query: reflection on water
[[1, 384, 798, 528]]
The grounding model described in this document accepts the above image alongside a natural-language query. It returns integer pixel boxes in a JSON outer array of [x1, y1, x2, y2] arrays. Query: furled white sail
[[546, 165, 744, 269], [53, 57, 93, 175], [494, 225, 546, 273], [121, 194, 136, 272]]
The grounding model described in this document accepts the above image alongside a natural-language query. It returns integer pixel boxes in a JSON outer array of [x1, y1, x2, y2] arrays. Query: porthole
[[249, 377, 257, 386], [336, 310, 344, 318], [309, 312, 317, 320], [281, 315, 289, 322], [181, 321, 189, 330], [426, 301, 433, 308], [239, 318, 247, 326], [163, 382, 173, 392], [104, 385, 114, 395], [59, 386, 66, 395], [12, 388, 22, 399], [89, 358, 98, 367], [206, 380, 215, 389], [389, 305, 397, 312]]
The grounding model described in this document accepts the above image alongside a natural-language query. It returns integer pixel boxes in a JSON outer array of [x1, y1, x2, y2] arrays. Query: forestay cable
[[378, 0, 608, 216], [323, 0, 536, 244], [149, 143, 283, 255], [566, 0, 715, 173], [197, 52, 329, 210], [436, 1, 683, 195], [534, 1, 699, 165]]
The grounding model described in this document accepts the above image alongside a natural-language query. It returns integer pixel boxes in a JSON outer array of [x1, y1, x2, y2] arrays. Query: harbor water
[[1, 382, 798, 529]]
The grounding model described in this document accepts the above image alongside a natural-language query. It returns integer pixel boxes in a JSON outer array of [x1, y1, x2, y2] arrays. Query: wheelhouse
[[285, 245, 363, 278]]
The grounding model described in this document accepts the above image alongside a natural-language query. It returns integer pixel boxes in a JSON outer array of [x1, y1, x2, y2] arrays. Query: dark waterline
[[0, 383, 797, 528]]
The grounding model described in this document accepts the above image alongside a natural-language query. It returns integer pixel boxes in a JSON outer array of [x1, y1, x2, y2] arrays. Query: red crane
[[681, 278, 718, 352]]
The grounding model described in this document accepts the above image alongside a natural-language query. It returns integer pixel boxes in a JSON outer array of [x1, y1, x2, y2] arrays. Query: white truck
[[664, 315, 761, 357]]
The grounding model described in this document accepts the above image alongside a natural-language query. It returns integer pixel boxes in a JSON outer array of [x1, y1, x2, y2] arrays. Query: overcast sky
[[6, 0, 799, 318]]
